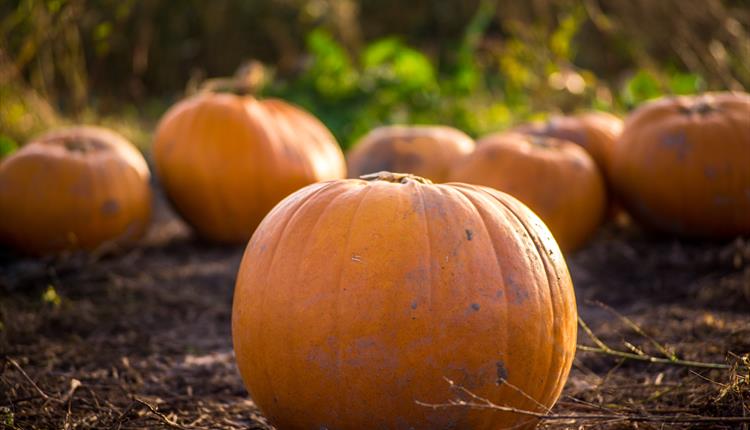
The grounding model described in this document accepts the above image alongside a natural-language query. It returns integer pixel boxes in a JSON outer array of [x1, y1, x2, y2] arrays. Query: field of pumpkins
[[2, 2, 750, 429]]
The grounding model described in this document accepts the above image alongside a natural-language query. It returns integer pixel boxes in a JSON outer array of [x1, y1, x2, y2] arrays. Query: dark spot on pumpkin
[[704, 166, 718, 179], [470, 303, 480, 311], [713, 195, 732, 206], [496, 361, 508, 384], [411, 301, 418, 310], [660, 132, 689, 161], [101, 199, 120, 216], [511, 288, 530, 305], [465, 229, 473, 241]]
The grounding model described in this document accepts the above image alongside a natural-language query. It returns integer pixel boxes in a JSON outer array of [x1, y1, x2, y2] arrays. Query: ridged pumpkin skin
[[232, 172, 577, 430], [611, 92, 750, 237], [0, 126, 152, 256], [515, 111, 623, 179], [346, 125, 475, 182], [153, 93, 346, 243], [449, 132, 606, 251]]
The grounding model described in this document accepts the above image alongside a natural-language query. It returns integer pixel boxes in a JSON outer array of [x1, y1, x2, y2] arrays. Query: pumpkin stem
[[53, 137, 106, 153], [198, 60, 266, 96], [528, 135, 556, 149], [693, 101, 715, 115], [360, 171, 433, 185], [678, 101, 716, 116]]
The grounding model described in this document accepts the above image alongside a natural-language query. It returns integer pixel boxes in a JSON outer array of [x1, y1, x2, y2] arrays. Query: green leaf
[[550, 5, 585, 60], [0, 136, 18, 158], [305, 29, 358, 99], [669, 72, 704, 95], [362, 38, 436, 91], [362, 38, 401, 67], [621, 70, 662, 106], [42, 285, 62, 307]]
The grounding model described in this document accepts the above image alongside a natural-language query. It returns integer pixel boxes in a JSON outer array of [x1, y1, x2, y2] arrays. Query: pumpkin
[[153, 92, 346, 243], [0, 126, 152, 256], [514, 111, 623, 179], [346, 125, 475, 182], [232, 171, 577, 430], [449, 132, 606, 251], [610, 92, 750, 237]]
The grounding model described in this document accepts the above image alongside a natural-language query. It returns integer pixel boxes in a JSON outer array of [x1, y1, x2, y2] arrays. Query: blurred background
[[1, 0, 749, 151]]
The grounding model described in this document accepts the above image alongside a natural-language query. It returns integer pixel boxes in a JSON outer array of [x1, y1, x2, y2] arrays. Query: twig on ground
[[61, 378, 82, 404], [577, 317, 731, 369], [589, 300, 678, 360], [62, 379, 82, 430], [416, 378, 750, 424], [496, 376, 551, 414], [112, 399, 137, 430], [134, 397, 190, 430], [5, 357, 56, 401]]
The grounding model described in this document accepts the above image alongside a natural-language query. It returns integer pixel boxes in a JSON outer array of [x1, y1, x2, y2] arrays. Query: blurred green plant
[[0, 407, 13, 428], [265, 1, 611, 147], [264, 0, 512, 148], [41, 285, 62, 308], [620, 69, 705, 107], [0, 135, 18, 157], [265, 29, 440, 148], [0, 83, 59, 144], [1, 0, 732, 150]]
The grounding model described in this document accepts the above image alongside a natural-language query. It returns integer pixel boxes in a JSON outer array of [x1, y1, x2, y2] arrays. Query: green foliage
[[621, 70, 662, 107], [265, 2, 512, 148], [620, 69, 705, 107], [0, 83, 59, 145], [668, 72, 705, 95], [42, 285, 62, 308], [0, 136, 19, 158], [265, 0, 712, 149], [1, 407, 14, 428], [264, 1, 611, 147], [266, 29, 449, 148], [0, 0, 724, 150]]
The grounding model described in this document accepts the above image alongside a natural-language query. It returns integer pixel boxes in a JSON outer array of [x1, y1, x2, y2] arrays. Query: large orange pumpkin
[[0, 126, 152, 256], [514, 111, 623, 179], [346, 125, 475, 182], [153, 92, 346, 243], [232, 172, 577, 430], [610, 92, 750, 237], [449, 132, 606, 251]]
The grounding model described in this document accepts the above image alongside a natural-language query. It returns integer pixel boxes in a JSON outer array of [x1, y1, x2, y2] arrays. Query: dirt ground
[[1, 190, 749, 430]]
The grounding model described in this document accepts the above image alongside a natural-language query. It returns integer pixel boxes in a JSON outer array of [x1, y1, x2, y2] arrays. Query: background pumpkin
[[449, 132, 606, 251], [514, 111, 623, 181], [346, 125, 475, 182], [153, 92, 346, 243], [232, 172, 577, 430], [610, 91, 750, 237], [0, 126, 152, 256]]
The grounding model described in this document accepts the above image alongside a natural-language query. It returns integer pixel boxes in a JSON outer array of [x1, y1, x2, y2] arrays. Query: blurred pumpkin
[[514, 111, 623, 180], [232, 171, 577, 430], [610, 92, 750, 237], [0, 126, 152, 256], [153, 92, 346, 243], [450, 132, 606, 251], [346, 125, 475, 182]]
